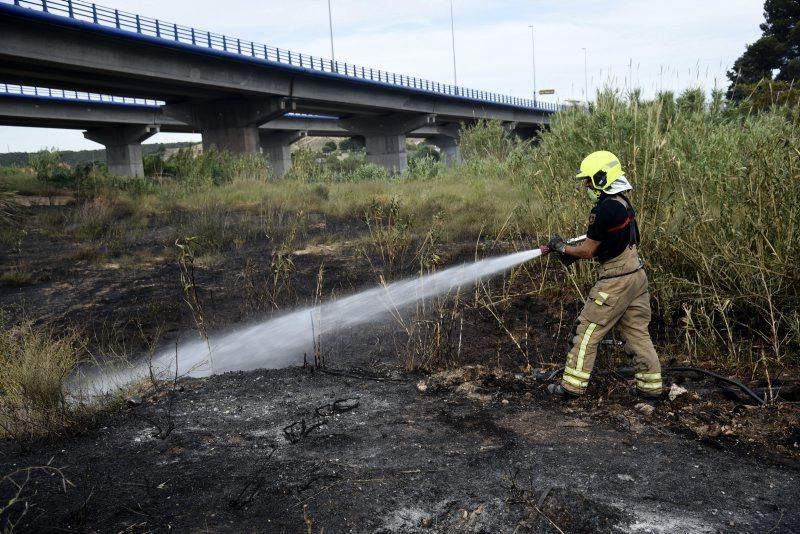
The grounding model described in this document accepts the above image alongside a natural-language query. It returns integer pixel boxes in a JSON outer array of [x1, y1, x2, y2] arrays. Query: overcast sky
[[0, 0, 765, 152]]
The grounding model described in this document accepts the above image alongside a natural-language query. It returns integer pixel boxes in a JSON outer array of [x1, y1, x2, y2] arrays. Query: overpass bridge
[[0, 0, 560, 175], [0, 85, 470, 175]]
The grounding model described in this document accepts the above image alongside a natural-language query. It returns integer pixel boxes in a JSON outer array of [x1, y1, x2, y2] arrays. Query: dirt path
[[2, 364, 797, 533]]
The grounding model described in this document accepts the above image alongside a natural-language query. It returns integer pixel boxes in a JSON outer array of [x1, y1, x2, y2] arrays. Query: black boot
[[548, 383, 579, 398]]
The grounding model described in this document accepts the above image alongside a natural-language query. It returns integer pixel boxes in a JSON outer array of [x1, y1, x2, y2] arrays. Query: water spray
[[78, 235, 586, 392]]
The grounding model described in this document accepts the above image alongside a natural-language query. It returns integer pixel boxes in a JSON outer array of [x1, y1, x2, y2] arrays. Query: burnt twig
[[283, 419, 326, 444], [228, 447, 277, 510]]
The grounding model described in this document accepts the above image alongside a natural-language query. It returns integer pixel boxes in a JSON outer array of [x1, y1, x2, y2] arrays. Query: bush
[[349, 162, 390, 182], [155, 147, 269, 186], [338, 138, 364, 152], [325, 152, 366, 178], [322, 140, 338, 154], [28, 149, 63, 182], [406, 154, 441, 180], [0, 318, 87, 443], [729, 78, 800, 114], [460, 119, 516, 162], [68, 193, 136, 241], [287, 147, 327, 182]]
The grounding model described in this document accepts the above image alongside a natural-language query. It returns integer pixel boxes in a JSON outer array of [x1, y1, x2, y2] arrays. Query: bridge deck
[[0, 0, 559, 118]]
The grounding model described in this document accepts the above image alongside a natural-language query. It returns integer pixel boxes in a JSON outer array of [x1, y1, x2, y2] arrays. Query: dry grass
[[0, 320, 86, 444]]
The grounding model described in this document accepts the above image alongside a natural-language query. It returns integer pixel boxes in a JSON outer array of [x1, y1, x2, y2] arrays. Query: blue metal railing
[[2, 0, 562, 113], [0, 83, 164, 106]]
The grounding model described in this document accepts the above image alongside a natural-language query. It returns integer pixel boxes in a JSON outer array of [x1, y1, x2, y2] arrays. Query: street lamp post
[[582, 47, 588, 106], [450, 0, 458, 87], [327, 0, 335, 62], [528, 25, 536, 105]]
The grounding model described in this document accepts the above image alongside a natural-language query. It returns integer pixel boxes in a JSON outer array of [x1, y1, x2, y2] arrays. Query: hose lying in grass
[[539, 367, 766, 406]]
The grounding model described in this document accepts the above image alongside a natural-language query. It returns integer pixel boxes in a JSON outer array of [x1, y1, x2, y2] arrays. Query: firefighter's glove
[[547, 234, 576, 267], [547, 234, 568, 254]]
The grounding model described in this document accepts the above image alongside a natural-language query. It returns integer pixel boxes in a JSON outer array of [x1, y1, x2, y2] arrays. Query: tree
[[28, 148, 62, 182], [727, 0, 800, 96], [321, 140, 337, 154], [338, 138, 364, 152]]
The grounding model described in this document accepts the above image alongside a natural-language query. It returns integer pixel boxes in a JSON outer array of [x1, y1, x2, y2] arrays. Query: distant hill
[[0, 142, 198, 167]]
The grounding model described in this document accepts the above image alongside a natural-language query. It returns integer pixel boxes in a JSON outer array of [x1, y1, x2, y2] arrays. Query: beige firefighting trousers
[[560, 245, 663, 396]]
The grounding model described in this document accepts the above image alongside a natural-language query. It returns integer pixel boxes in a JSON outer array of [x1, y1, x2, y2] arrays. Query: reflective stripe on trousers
[[635, 371, 662, 391]]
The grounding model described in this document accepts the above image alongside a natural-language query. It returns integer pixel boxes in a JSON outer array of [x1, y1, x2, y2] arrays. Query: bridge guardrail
[[0, 84, 342, 122], [3, 0, 563, 113], [0, 83, 164, 106]]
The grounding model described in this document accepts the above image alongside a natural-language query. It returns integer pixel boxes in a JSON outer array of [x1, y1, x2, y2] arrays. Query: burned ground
[[1, 203, 799, 532], [1, 364, 798, 533]]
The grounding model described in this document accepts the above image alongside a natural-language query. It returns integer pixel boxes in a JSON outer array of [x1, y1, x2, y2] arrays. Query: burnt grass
[[1, 205, 799, 533]]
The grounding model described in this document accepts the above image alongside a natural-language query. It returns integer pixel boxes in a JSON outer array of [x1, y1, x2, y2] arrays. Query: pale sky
[[0, 0, 765, 152]]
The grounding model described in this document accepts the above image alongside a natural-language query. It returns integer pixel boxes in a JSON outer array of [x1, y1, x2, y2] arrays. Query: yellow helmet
[[575, 150, 624, 191]]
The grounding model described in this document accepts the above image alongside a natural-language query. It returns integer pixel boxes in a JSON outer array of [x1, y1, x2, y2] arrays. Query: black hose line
[[665, 367, 766, 406], [540, 366, 766, 406]]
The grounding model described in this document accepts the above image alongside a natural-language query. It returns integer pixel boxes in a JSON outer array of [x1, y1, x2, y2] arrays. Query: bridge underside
[[0, 94, 532, 176], [0, 4, 550, 175]]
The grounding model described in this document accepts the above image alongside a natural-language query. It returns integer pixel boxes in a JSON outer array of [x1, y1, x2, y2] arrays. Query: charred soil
[[1, 365, 798, 533]]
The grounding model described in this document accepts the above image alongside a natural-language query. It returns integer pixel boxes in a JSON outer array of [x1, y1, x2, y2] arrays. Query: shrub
[[338, 138, 364, 152], [28, 149, 62, 182], [158, 147, 269, 186], [287, 146, 327, 182], [729, 78, 800, 113], [410, 143, 440, 162], [349, 162, 390, 182], [326, 152, 366, 177], [68, 193, 136, 241], [0, 319, 86, 443], [460, 119, 515, 162], [406, 154, 441, 180], [322, 140, 338, 154]]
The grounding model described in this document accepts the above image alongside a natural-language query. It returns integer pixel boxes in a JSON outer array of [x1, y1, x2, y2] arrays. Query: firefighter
[[540, 151, 662, 398]]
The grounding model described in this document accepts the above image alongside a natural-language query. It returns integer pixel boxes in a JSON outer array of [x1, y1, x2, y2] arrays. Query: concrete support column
[[83, 125, 158, 177], [259, 130, 308, 177], [164, 97, 294, 154], [423, 123, 462, 166], [427, 135, 463, 166], [363, 134, 408, 171], [339, 113, 436, 173]]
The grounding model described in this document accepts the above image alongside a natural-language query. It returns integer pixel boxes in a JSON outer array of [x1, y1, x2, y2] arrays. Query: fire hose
[[540, 367, 766, 405]]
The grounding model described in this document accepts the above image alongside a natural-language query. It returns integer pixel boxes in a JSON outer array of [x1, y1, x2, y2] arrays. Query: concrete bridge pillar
[[259, 130, 308, 178], [83, 124, 158, 177], [424, 124, 463, 166], [164, 97, 294, 154], [339, 113, 437, 173], [427, 135, 462, 166]]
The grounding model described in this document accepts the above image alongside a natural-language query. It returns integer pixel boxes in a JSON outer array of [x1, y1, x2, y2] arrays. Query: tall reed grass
[[463, 88, 799, 373]]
